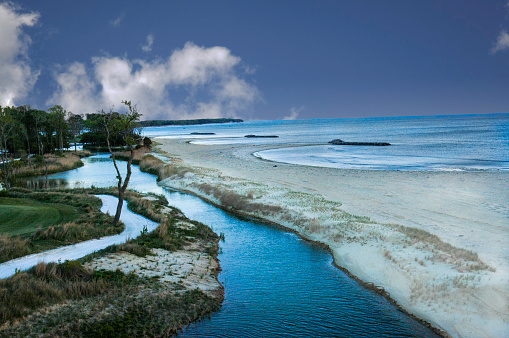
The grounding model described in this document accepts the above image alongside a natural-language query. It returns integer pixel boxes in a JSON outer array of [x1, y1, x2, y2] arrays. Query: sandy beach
[[154, 138, 509, 338]]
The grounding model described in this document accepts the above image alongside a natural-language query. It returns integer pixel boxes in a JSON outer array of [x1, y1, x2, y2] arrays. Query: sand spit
[[84, 194, 222, 296], [154, 138, 509, 338], [85, 247, 220, 295]]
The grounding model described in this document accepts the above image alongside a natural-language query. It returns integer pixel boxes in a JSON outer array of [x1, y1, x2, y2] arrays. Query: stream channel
[[27, 154, 440, 337]]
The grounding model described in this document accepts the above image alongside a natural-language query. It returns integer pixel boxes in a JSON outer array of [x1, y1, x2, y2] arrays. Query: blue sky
[[1, 0, 509, 121]]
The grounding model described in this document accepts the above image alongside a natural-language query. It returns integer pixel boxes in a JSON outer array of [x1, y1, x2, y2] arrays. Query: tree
[[48, 105, 70, 152], [16, 105, 38, 156], [0, 106, 17, 189], [32, 109, 52, 187], [67, 112, 84, 152], [103, 100, 142, 226]]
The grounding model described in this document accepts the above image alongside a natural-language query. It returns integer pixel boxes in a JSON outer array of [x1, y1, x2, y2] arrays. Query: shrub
[[0, 234, 31, 263]]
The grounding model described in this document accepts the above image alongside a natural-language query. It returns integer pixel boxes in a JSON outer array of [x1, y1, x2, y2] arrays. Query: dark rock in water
[[329, 139, 391, 146], [190, 132, 216, 135], [245, 134, 279, 138]]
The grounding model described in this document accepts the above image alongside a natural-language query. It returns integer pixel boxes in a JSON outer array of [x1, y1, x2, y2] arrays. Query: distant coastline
[[139, 118, 243, 127]]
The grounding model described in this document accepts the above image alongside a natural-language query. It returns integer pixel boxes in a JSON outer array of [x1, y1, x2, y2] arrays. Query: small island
[[190, 132, 216, 135], [245, 134, 279, 138], [328, 139, 390, 146]]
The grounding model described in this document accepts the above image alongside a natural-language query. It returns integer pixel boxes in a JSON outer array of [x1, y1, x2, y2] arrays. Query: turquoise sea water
[[145, 114, 509, 171]]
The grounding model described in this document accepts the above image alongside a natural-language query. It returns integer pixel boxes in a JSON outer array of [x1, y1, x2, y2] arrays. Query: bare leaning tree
[[102, 100, 142, 226]]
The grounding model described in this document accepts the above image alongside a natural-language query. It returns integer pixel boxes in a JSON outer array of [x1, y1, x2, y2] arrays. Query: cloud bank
[[0, 3, 39, 107], [49, 42, 260, 120]]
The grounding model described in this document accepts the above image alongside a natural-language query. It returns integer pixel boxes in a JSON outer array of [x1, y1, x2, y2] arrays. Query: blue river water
[[43, 155, 441, 337], [145, 113, 509, 171]]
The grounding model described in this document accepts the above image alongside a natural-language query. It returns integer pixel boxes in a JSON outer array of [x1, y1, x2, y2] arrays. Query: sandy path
[[0, 195, 158, 279], [156, 138, 509, 338]]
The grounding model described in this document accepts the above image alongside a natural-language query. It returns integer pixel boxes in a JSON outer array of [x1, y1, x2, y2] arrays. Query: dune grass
[[0, 262, 220, 337], [0, 197, 81, 236]]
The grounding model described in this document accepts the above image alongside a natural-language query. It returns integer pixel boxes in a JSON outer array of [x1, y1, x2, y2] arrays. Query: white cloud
[[50, 62, 98, 114], [0, 3, 39, 107], [168, 42, 241, 86], [110, 13, 124, 27], [283, 107, 303, 120], [141, 34, 154, 52], [492, 30, 509, 54], [49, 42, 260, 119]]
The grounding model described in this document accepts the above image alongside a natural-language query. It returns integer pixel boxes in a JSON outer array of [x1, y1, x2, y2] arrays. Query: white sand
[[155, 138, 509, 338], [84, 246, 220, 295]]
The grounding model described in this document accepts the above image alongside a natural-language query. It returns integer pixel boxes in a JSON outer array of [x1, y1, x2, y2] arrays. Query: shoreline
[[161, 182, 447, 337], [153, 138, 509, 338]]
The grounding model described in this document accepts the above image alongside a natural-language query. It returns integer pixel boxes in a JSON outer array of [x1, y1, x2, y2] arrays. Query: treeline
[[0, 103, 147, 189], [0, 106, 241, 157], [0, 106, 146, 159], [138, 118, 243, 127], [80, 112, 140, 148], [0, 105, 82, 157]]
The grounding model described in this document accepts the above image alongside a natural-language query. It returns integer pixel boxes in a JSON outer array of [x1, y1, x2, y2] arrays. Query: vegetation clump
[[0, 188, 123, 263], [0, 189, 222, 337]]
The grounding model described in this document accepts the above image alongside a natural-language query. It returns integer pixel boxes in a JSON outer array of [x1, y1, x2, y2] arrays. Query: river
[[23, 154, 440, 337]]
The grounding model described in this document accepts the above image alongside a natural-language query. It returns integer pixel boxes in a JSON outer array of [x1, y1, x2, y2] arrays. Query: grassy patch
[[0, 263, 220, 338], [0, 261, 118, 325], [0, 197, 81, 236], [115, 147, 169, 181], [0, 189, 123, 263], [391, 223, 493, 271]]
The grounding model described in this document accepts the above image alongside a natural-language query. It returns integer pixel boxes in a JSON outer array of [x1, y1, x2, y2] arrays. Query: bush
[[35, 155, 44, 164]]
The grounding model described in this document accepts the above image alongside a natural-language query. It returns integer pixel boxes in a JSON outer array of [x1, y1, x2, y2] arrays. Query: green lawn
[[0, 197, 81, 236]]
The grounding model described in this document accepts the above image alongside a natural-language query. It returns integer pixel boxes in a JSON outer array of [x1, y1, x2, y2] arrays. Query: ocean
[[145, 113, 509, 171]]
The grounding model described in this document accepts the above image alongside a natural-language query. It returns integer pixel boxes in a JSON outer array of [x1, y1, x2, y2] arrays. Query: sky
[[1, 0, 509, 121]]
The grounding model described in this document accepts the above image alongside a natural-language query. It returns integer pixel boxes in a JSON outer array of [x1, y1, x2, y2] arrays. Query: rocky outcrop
[[245, 134, 279, 138], [329, 139, 390, 146]]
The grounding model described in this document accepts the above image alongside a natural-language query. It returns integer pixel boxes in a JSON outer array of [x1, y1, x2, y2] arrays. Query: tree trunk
[[112, 189, 124, 226], [111, 145, 134, 226]]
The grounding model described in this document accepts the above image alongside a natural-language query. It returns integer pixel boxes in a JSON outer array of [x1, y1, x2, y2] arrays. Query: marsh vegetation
[[0, 189, 222, 337]]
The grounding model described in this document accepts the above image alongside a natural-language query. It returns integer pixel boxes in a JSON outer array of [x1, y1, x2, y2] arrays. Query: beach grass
[[8, 151, 90, 181], [0, 262, 220, 337]]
